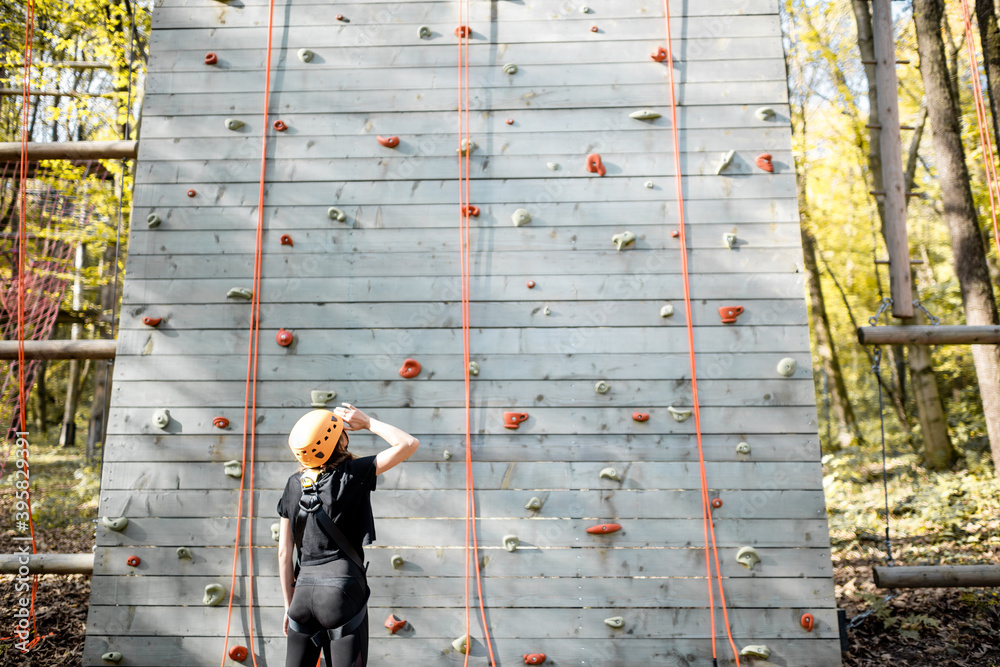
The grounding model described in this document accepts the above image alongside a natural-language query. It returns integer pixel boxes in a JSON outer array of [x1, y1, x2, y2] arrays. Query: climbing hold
[[503, 535, 520, 552], [612, 231, 636, 251], [152, 408, 170, 430], [377, 135, 400, 148], [503, 63, 518, 74], [399, 358, 421, 378], [310, 390, 337, 408], [418, 25, 432, 39], [711, 498, 723, 509], [755, 153, 774, 173], [629, 109, 662, 120], [718, 306, 744, 324], [297, 48, 314, 63], [724, 232, 737, 249], [715, 149, 736, 175], [204, 52, 218, 65], [142, 316, 162, 327], [385, 614, 407, 634], [203, 583, 226, 606], [452, 635, 470, 653], [645, 181, 654, 189], [546, 162, 559, 170], [595, 380, 610, 394], [543, 306, 551, 316], [632, 412, 650, 422], [229, 646, 248, 662], [224, 460, 242, 479], [755, 106, 776, 121], [526, 280, 536, 289], [280, 234, 293, 246], [736, 546, 761, 570], [667, 406, 692, 422], [468, 361, 480, 376], [213, 416, 230, 429], [736, 442, 751, 455], [801, 613, 815, 632], [523, 655, 546, 665], [101, 652, 123, 663], [273, 120, 288, 132], [650, 46, 668, 62], [391, 554, 404, 569], [671, 230, 680, 238], [777, 357, 797, 377], [586, 523, 622, 534], [177, 546, 192, 559], [599, 467, 620, 481], [585, 153, 606, 176], [270, 523, 280, 542], [336, 13, 345, 21], [462, 204, 480, 217], [503, 412, 529, 429], [225, 118, 244, 131], [458, 138, 477, 155], [580, 5, 591, 12], [525, 496, 542, 511], [187, 189, 197, 197], [454, 26, 470, 38], [327, 206, 347, 222], [146, 213, 160, 228], [126, 555, 140, 567], [506, 118, 514, 125], [660, 304, 674, 318], [512, 208, 532, 227], [443, 450, 452, 460], [604, 616, 625, 629], [276, 328, 294, 347], [590, 25, 599, 32], [740, 645, 771, 659], [227, 287, 253, 300]]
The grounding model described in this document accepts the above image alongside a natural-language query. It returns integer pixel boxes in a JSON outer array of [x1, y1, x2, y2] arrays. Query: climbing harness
[[660, 1, 739, 664], [287, 410, 346, 468]]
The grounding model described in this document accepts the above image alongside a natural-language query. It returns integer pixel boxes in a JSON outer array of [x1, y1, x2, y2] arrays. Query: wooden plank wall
[[84, 0, 843, 664]]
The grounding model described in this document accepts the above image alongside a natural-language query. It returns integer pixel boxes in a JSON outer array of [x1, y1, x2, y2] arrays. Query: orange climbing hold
[[229, 646, 248, 662], [504, 412, 529, 429], [585, 153, 606, 176], [586, 523, 622, 534], [399, 358, 421, 379], [280, 234, 293, 246], [524, 654, 546, 665], [377, 135, 400, 148], [384, 614, 407, 634], [526, 280, 536, 289], [213, 417, 230, 429], [273, 120, 288, 132], [187, 189, 197, 197], [142, 316, 162, 327], [455, 25, 470, 37], [204, 52, 217, 65], [718, 306, 744, 324], [800, 613, 814, 632], [462, 204, 480, 217], [632, 412, 650, 422], [755, 153, 774, 173], [651, 46, 668, 62], [276, 328, 294, 347], [711, 498, 723, 509], [126, 555, 140, 567]]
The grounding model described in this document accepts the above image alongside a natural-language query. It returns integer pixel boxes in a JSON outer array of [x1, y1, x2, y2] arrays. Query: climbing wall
[[84, 0, 842, 665]]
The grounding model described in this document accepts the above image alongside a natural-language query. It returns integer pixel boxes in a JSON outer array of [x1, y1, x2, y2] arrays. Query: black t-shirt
[[276, 455, 378, 566]]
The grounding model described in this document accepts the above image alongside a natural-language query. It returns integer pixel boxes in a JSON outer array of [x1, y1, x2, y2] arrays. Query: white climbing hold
[[203, 583, 226, 606], [546, 162, 559, 170], [225, 118, 245, 131], [777, 357, 797, 377], [525, 496, 542, 510], [599, 467, 621, 482], [660, 304, 675, 318], [458, 138, 477, 155], [503, 63, 518, 74], [604, 616, 625, 629], [724, 232, 737, 249], [580, 5, 591, 13], [103, 516, 128, 532], [102, 652, 123, 663], [327, 206, 347, 222], [310, 390, 337, 408], [543, 306, 551, 316], [755, 106, 776, 121], [736, 545, 761, 570], [612, 231, 636, 251], [297, 48, 314, 63], [443, 450, 453, 460], [512, 208, 532, 226], [468, 361, 480, 376], [667, 406, 692, 422], [503, 534, 520, 552], [151, 408, 170, 430], [595, 380, 610, 394], [740, 645, 771, 659], [736, 442, 751, 455], [391, 553, 405, 569], [227, 287, 253, 300], [629, 109, 661, 120], [224, 460, 242, 479], [716, 149, 736, 175], [270, 523, 280, 542], [452, 635, 470, 654], [645, 181, 654, 189]]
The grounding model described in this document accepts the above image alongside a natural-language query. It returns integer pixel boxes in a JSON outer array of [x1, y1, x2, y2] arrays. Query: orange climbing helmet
[[288, 410, 345, 468]]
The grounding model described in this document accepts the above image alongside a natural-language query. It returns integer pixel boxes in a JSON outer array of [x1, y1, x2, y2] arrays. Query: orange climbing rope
[[957, 0, 1000, 259], [456, 4, 497, 664], [220, 0, 276, 665], [660, 2, 741, 664]]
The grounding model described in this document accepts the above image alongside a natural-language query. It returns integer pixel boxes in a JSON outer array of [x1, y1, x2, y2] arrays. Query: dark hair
[[299, 430, 354, 472]]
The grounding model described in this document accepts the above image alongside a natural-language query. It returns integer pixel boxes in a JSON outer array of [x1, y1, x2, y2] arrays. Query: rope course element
[[660, 1, 740, 663], [221, 0, 278, 664], [867, 297, 896, 568], [456, 2, 497, 663]]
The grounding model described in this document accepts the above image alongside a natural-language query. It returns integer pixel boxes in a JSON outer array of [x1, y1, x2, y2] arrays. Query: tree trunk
[[33, 360, 46, 434], [976, 0, 1000, 146], [914, 0, 1000, 473], [88, 244, 118, 461]]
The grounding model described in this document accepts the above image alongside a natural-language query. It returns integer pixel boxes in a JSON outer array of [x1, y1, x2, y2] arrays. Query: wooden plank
[[153, 0, 775, 13], [98, 461, 825, 492], [0, 140, 137, 162], [857, 325, 1000, 345], [0, 340, 116, 360]]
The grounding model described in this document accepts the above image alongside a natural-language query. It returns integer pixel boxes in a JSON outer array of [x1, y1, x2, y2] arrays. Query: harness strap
[[287, 605, 368, 645], [293, 470, 366, 571]]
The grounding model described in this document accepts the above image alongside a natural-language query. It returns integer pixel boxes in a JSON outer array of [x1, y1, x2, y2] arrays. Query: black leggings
[[286, 559, 368, 667]]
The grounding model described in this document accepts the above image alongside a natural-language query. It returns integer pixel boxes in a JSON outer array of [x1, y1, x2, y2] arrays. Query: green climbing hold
[[203, 583, 226, 606], [503, 63, 518, 74], [391, 554, 404, 569], [227, 287, 253, 300], [225, 118, 245, 131], [418, 25, 432, 39], [503, 535, 520, 552], [103, 516, 128, 532], [452, 635, 470, 654], [629, 109, 661, 120], [740, 645, 771, 659], [612, 231, 635, 251], [310, 390, 337, 407], [736, 546, 761, 570], [177, 546, 192, 559], [101, 652, 123, 663], [595, 380, 610, 394], [146, 213, 160, 228], [525, 496, 542, 511], [604, 616, 625, 629], [599, 467, 620, 482], [297, 48, 314, 63]]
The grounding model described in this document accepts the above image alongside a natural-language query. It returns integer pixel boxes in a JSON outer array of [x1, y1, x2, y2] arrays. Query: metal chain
[[846, 594, 896, 629], [869, 296, 893, 326], [871, 346, 895, 567], [912, 299, 941, 325]]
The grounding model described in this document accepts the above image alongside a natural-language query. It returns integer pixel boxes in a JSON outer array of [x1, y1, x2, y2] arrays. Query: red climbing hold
[[632, 412, 650, 422], [336, 13, 345, 21], [142, 317, 162, 327], [718, 306, 744, 324], [187, 189, 196, 197], [801, 613, 815, 632], [273, 120, 288, 132], [585, 153, 606, 176], [503, 412, 529, 429], [524, 654, 547, 665], [399, 358, 421, 379], [280, 234, 293, 247], [506, 118, 514, 125], [755, 153, 774, 173], [462, 204, 480, 217], [586, 523, 622, 534], [204, 52, 217, 65], [590, 26, 599, 32], [455, 26, 470, 38], [377, 135, 400, 148], [276, 328, 294, 347], [384, 614, 407, 634], [526, 280, 536, 289], [126, 555, 140, 567], [711, 498, 723, 509], [229, 646, 248, 662], [671, 230, 679, 238], [213, 417, 230, 429], [651, 46, 668, 62]]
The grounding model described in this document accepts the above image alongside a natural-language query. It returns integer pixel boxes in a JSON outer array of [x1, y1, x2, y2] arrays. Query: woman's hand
[[283, 611, 289, 637], [334, 403, 371, 431]]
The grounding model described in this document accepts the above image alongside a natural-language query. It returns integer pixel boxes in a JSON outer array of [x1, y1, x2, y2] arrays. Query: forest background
[[2, 0, 1000, 665]]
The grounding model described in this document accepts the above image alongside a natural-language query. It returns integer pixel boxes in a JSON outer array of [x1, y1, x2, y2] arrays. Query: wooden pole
[[872, 0, 914, 318], [0, 88, 117, 99], [0, 140, 138, 162], [0, 340, 116, 360], [874, 564, 1000, 588], [0, 553, 93, 575], [857, 325, 1000, 345]]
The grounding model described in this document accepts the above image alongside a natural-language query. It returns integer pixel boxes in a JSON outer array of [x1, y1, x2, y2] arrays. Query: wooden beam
[[0, 340, 116, 360], [874, 564, 1000, 589], [0, 88, 117, 99], [872, 0, 914, 318], [0, 553, 93, 575], [857, 325, 1000, 345], [0, 140, 138, 162]]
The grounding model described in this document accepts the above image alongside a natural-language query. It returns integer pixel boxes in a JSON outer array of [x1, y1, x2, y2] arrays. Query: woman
[[277, 403, 418, 667]]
